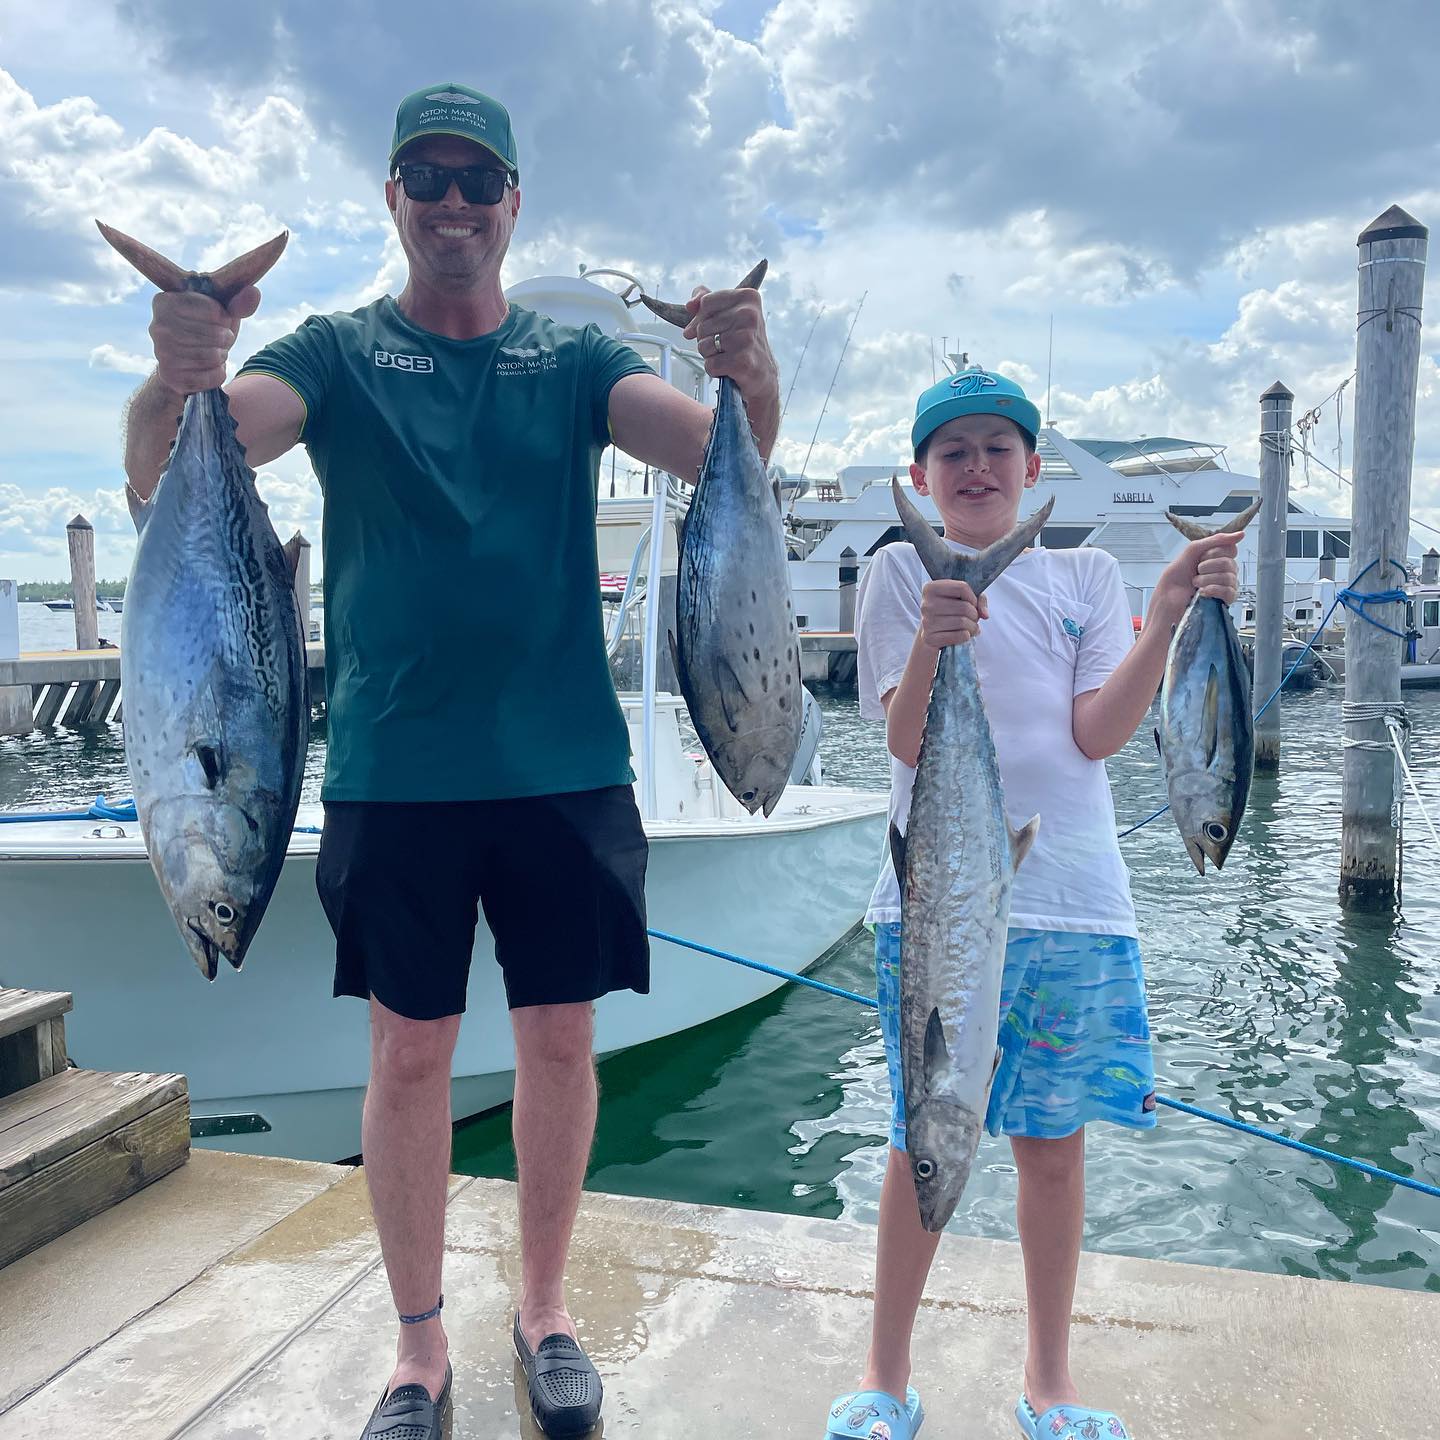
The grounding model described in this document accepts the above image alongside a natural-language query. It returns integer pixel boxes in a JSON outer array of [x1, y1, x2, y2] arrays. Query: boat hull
[[0, 791, 885, 1160]]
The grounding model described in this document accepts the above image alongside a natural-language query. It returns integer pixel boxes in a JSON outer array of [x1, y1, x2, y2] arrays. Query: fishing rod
[[799, 292, 867, 481], [780, 306, 826, 425]]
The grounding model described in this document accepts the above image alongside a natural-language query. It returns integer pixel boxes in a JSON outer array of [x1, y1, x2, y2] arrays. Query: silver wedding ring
[[712, 333, 723, 353]]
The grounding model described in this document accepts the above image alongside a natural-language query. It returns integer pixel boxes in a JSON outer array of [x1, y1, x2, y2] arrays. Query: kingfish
[[890, 481, 1053, 1232], [98, 222, 307, 978], [639, 262, 802, 816], [1157, 501, 1261, 874]]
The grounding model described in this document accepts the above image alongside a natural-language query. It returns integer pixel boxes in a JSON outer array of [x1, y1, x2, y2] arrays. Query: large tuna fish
[[98, 222, 307, 978], [890, 481, 1053, 1232], [1158, 501, 1260, 874], [640, 262, 802, 816]]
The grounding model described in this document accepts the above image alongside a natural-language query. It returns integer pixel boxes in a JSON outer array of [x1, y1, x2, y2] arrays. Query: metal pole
[[65, 514, 99, 652], [1254, 381, 1293, 769], [1341, 205, 1428, 909], [638, 342, 674, 822]]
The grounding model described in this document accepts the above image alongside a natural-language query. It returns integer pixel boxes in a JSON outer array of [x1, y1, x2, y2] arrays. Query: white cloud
[[88, 343, 150, 375]]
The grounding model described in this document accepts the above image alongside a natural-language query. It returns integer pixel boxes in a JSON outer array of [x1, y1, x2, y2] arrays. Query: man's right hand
[[151, 284, 261, 395], [919, 579, 988, 649]]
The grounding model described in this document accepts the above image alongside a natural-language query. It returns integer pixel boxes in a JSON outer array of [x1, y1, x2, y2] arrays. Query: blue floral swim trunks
[[874, 923, 1156, 1147]]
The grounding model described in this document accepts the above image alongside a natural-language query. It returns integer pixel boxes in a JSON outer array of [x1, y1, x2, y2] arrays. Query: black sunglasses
[[393, 162, 512, 205]]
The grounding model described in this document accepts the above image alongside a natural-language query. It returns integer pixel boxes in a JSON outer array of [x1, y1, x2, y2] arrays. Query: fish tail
[[96, 222, 288, 305], [1164, 497, 1262, 542], [892, 478, 1055, 593], [639, 259, 767, 329]]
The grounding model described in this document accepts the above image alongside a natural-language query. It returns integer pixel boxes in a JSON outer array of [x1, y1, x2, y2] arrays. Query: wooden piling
[[1340, 205, 1428, 909], [0, 579, 32, 736], [1254, 382, 1293, 770], [65, 514, 99, 653]]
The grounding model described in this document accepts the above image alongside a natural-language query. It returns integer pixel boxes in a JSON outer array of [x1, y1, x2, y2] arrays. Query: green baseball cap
[[389, 84, 519, 177]]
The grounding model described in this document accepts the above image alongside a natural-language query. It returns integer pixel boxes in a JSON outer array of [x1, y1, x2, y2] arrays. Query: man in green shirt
[[122, 82, 781, 1440]]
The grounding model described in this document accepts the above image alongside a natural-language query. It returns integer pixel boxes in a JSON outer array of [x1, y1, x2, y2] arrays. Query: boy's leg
[[1011, 1129, 1086, 1416], [862, 1144, 943, 1398]]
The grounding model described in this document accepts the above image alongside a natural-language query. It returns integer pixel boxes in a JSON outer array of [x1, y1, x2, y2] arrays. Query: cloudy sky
[[2, 0, 1437, 580]]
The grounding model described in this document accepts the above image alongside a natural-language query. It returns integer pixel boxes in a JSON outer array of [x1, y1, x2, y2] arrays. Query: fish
[[97, 221, 307, 978], [889, 479, 1053, 1231], [639, 261, 802, 816], [1157, 500, 1260, 874]]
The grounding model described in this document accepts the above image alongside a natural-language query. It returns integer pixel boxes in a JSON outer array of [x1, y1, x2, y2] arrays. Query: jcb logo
[[375, 350, 434, 373]]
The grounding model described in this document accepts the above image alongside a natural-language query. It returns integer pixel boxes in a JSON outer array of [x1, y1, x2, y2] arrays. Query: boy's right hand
[[150, 284, 261, 395], [919, 579, 988, 649]]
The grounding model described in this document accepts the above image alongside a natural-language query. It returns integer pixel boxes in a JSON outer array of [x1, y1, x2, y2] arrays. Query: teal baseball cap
[[912, 369, 1042, 453], [389, 84, 519, 176]]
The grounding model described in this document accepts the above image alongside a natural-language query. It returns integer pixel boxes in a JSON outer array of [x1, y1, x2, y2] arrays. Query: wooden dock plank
[[0, 990, 72, 1042], [0, 1069, 187, 1187], [0, 1096, 189, 1270], [90, 678, 122, 723], [59, 680, 100, 726], [31, 685, 66, 728]]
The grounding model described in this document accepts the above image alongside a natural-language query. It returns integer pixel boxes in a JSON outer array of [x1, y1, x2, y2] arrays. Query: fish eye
[[1203, 822, 1229, 843], [210, 901, 236, 927], [913, 1158, 936, 1181]]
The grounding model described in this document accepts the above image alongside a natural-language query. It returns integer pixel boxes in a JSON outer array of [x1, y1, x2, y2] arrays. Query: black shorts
[[316, 786, 649, 1020]]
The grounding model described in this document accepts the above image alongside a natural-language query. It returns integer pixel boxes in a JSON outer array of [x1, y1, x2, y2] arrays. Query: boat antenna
[[930, 337, 936, 385], [800, 291, 867, 480], [781, 305, 826, 424], [1045, 314, 1055, 427]]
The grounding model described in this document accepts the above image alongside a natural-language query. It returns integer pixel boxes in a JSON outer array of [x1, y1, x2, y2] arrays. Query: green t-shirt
[[240, 298, 652, 802]]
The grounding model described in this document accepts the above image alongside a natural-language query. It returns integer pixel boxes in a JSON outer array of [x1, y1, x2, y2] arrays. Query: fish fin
[[772, 476, 783, 511], [667, 630, 683, 690], [1009, 814, 1040, 869], [892, 477, 1054, 592], [888, 823, 907, 882], [96, 222, 288, 306], [1202, 663, 1220, 766], [192, 740, 226, 790], [1164, 498, 1262, 542], [1154, 726, 1163, 759], [715, 654, 750, 733], [987, 1045, 1002, 1094], [281, 531, 306, 583], [637, 259, 768, 328], [127, 484, 156, 534], [923, 1007, 951, 1096]]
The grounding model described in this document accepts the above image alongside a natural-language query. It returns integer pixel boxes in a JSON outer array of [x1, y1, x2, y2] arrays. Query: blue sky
[[2, 0, 1437, 579]]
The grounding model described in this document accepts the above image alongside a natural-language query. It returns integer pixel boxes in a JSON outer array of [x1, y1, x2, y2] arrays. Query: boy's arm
[[881, 580, 987, 765], [1072, 532, 1241, 760]]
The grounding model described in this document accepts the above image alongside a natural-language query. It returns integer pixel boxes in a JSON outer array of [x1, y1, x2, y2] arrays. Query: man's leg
[[1012, 1129, 1086, 1417], [365, 996, 462, 1400], [510, 1000, 597, 1347]]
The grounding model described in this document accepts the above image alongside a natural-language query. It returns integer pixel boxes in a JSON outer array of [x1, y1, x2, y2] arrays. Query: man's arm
[[121, 281, 303, 503], [607, 280, 781, 481]]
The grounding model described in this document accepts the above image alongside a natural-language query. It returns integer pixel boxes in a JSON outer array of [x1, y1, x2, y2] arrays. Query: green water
[[454, 688, 1440, 1291], [2, 674, 1437, 1289]]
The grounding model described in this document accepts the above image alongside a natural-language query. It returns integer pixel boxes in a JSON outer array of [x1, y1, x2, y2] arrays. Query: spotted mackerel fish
[[1157, 500, 1261, 874], [640, 262, 803, 816], [97, 222, 307, 979], [890, 480, 1054, 1231]]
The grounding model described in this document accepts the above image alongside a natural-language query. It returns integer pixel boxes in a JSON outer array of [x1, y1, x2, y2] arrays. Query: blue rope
[[0, 794, 137, 825], [654, 929, 1440, 1201], [1118, 553, 1408, 839]]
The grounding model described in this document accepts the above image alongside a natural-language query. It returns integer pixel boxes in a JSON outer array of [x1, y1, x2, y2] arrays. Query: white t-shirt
[[858, 540, 1139, 937]]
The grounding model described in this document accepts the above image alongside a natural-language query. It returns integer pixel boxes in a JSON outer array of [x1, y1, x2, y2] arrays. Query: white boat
[[0, 269, 888, 1163], [785, 428, 1429, 640]]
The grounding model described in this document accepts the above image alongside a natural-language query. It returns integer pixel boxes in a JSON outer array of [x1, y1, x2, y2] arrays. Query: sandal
[[824, 1386, 925, 1439], [1015, 1394, 1130, 1439], [359, 1363, 452, 1439], [513, 1313, 603, 1437]]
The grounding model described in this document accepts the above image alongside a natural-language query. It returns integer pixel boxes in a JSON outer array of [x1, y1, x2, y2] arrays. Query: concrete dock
[[1, 1152, 1435, 1437]]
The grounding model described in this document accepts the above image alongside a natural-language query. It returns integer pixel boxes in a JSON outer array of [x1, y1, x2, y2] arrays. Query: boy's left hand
[[1152, 532, 1241, 623]]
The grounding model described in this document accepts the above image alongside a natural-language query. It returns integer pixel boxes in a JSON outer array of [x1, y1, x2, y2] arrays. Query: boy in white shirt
[[823, 371, 1239, 1440]]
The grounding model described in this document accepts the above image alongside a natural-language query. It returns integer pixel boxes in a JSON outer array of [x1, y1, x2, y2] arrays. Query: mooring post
[[1340, 205, 1428, 909], [65, 514, 99, 652], [1254, 381, 1293, 769], [0, 578, 33, 736], [837, 546, 859, 634]]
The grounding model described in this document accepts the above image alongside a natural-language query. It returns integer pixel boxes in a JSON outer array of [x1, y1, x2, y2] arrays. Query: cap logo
[[948, 372, 998, 396], [426, 90, 477, 104]]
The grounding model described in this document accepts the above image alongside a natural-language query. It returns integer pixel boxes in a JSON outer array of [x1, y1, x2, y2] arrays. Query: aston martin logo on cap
[[949, 371, 998, 396], [426, 89, 478, 104]]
